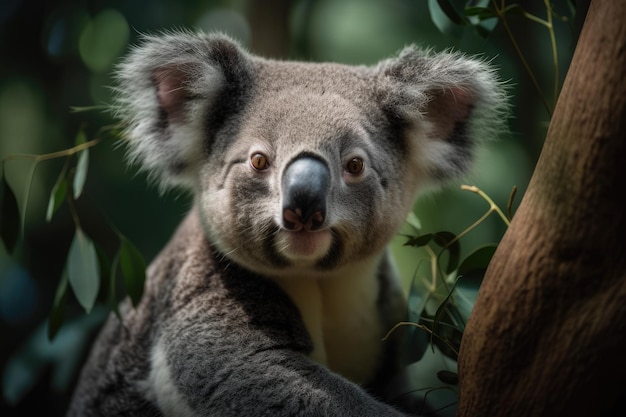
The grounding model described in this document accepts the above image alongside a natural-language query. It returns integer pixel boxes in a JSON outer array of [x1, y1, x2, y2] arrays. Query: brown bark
[[457, 1, 626, 416]]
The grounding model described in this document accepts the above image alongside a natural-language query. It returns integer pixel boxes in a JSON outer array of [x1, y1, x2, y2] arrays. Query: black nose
[[281, 156, 330, 231]]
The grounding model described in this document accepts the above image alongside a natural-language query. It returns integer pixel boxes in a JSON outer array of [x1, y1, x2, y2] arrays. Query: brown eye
[[346, 157, 364, 175], [250, 153, 269, 171]]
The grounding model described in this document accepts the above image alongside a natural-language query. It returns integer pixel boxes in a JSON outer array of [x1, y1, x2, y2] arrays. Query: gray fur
[[68, 31, 507, 416]]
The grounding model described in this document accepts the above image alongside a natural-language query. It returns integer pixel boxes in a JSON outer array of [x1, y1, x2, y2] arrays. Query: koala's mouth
[[275, 228, 333, 262]]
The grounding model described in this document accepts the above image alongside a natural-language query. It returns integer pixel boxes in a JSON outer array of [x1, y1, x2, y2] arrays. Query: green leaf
[[94, 244, 111, 284], [0, 174, 20, 252], [437, 370, 459, 385], [94, 243, 122, 319], [431, 231, 455, 247], [465, 6, 499, 37], [428, 0, 452, 34], [73, 148, 89, 200], [474, 18, 499, 37], [119, 237, 146, 307], [67, 229, 100, 313], [46, 177, 67, 222], [404, 233, 434, 247], [503, 4, 527, 16], [48, 272, 69, 340], [107, 250, 123, 319], [433, 231, 460, 274], [453, 245, 498, 321], [407, 259, 430, 323], [458, 244, 498, 276], [464, 6, 496, 19], [405, 211, 422, 233], [434, 0, 466, 24], [74, 128, 87, 145], [432, 276, 461, 339]]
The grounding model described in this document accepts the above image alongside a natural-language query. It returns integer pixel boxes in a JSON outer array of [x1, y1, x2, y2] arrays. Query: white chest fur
[[271, 257, 383, 384]]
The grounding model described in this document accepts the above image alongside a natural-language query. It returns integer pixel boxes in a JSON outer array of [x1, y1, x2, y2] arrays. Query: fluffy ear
[[376, 46, 508, 184], [113, 32, 252, 188]]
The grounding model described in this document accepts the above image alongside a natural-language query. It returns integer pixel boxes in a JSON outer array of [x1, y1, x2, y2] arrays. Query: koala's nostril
[[283, 208, 325, 232], [306, 211, 324, 231], [283, 208, 304, 231]]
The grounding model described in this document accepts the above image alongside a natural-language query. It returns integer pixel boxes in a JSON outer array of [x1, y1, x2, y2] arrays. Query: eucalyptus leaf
[[0, 174, 20, 253], [73, 149, 89, 200], [474, 18, 499, 37], [94, 243, 123, 319], [435, 0, 466, 24], [437, 369, 459, 385], [119, 237, 146, 307], [453, 277, 481, 324], [433, 231, 460, 274], [428, 0, 456, 34], [107, 249, 122, 319], [432, 276, 460, 340], [405, 211, 422, 233], [46, 177, 67, 222], [458, 244, 497, 277], [432, 231, 456, 247], [465, 5, 500, 37], [453, 245, 497, 321], [503, 3, 527, 16], [74, 128, 87, 145], [67, 229, 100, 313], [464, 6, 496, 19], [94, 244, 111, 290], [404, 233, 434, 247], [404, 265, 431, 363], [407, 259, 430, 323]]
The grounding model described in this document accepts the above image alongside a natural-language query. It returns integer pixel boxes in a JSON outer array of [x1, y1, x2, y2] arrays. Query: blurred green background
[[0, 0, 586, 415]]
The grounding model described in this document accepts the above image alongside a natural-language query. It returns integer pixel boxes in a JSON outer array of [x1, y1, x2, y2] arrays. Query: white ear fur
[[113, 31, 245, 189], [114, 34, 506, 191], [377, 47, 509, 184]]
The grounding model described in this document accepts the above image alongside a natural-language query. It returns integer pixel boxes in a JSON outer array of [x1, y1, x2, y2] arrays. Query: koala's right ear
[[113, 32, 252, 188], [375, 46, 508, 186]]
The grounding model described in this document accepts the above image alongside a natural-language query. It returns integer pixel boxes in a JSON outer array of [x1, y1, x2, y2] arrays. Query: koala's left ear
[[376, 46, 508, 183]]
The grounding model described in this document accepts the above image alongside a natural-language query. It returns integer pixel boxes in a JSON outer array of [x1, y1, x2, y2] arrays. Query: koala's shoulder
[[141, 209, 312, 349]]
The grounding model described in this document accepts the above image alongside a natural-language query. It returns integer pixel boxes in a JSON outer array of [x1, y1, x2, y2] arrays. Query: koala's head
[[115, 31, 507, 276]]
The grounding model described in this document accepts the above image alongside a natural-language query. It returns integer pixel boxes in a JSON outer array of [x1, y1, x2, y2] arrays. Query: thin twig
[[383, 321, 460, 358], [461, 185, 511, 226], [2, 138, 102, 163], [544, 0, 560, 108]]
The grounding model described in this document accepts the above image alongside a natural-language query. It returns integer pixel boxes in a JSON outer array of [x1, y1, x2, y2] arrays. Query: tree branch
[[457, 1, 626, 415]]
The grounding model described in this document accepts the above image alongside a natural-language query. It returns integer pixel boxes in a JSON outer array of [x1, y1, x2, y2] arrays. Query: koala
[[67, 31, 506, 416]]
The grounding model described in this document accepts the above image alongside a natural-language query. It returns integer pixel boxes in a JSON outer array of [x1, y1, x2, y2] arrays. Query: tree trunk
[[457, 1, 626, 416]]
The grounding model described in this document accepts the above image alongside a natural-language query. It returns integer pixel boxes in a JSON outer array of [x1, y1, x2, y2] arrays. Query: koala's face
[[115, 33, 506, 276], [201, 87, 409, 274]]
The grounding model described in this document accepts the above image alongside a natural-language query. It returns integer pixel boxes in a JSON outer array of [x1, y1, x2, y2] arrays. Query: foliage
[[399, 185, 514, 347], [384, 185, 514, 413], [430, 0, 576, 116], [0, 125, 145, 341]]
